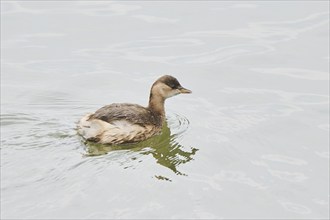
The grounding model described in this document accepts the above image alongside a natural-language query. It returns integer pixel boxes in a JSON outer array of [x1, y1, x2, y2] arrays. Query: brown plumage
[[89, 103, 162, 127], [77, 75, 191, 144]]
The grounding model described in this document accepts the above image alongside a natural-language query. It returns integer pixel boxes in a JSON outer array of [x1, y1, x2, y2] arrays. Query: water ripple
[[279, 201, 311, 214], [252, 68, 329, 80], [166, 112, 190, 138], [261, 154, 308, 166], [268, 170, 308, 182]]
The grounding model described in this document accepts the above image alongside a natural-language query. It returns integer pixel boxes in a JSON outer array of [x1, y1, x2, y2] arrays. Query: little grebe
[[77, 75, 191, 144]]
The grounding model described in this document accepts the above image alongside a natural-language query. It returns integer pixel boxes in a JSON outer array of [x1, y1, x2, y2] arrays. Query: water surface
[[1, 1, 329, 219]]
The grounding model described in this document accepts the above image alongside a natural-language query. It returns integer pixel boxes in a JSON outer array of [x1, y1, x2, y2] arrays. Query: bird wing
[[89, 103, 160, 126]]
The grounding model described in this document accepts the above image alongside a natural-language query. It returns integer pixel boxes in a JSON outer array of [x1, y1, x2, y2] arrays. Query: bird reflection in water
[[84, 121, 198, 176]]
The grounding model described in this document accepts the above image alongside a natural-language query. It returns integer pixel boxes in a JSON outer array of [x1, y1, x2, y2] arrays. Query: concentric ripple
[[166, 112, 190, 138]]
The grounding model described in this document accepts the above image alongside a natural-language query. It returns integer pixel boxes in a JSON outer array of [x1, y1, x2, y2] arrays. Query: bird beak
[[178, 86, 192, 94]]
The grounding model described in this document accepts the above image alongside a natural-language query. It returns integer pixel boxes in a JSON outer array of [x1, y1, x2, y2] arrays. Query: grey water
[[1, 1, 329, 219]]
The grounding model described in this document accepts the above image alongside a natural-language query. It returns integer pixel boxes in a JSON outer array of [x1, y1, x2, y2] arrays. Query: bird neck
[[148, 92, 165, 118]]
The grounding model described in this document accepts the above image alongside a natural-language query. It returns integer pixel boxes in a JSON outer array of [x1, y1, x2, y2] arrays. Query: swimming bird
[[77, 75, 191, 144]]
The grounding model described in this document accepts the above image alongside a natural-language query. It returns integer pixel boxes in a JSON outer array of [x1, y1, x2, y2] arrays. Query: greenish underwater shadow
[[83, 122, 199, 176]]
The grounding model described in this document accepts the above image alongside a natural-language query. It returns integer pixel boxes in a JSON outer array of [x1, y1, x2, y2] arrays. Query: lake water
[[1, 1, 329, 219]]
